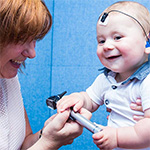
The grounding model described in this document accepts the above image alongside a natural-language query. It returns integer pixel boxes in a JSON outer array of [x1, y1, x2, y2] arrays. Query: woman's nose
[[22, 41, 36, 58]]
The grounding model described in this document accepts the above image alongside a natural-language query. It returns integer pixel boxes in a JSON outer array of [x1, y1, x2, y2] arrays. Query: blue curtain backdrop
[[18, 0, 150, 149]]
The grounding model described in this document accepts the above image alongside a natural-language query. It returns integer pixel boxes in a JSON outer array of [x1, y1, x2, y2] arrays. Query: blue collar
[[98, 60, 150, 84]]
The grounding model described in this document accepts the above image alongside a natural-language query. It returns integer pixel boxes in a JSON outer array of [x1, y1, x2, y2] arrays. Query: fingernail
[[74, 108, 77, 112], [136, 99, 141, 103], [133, 115, 138, 119], [130, 103, 136, 107], [60, 108, 64, 112], [133, 115, 139, 120]]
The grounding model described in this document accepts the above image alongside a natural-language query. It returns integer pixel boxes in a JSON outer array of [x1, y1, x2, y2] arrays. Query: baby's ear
[[145, 45, 150, 54]]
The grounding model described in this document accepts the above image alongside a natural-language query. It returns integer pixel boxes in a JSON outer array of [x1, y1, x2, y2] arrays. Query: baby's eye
[[98, 40, 105, 44], [114, 36, 122, 40]]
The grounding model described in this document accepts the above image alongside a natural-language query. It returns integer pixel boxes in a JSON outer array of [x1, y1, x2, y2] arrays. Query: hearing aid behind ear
[[99, 10, 150, 48], [146, 39, 150, 48]]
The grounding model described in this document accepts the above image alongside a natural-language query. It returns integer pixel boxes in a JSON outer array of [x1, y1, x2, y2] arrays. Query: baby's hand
[[57, 92, 84, 113], [92, 125, 117, 149]]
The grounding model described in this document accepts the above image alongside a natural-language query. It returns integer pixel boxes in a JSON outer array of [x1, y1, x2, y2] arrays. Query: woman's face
[[0, 40, 36, 78]]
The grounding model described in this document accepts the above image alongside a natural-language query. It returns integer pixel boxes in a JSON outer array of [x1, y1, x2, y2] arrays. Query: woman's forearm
[[21, 132, 40, 150]]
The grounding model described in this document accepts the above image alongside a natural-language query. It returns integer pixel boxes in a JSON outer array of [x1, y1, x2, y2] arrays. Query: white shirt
[[0, 76, 25, 150], [86, 70, 150, 150]]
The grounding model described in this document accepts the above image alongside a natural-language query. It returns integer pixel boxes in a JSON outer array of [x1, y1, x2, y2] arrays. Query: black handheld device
[[46, 91, 102, 134]]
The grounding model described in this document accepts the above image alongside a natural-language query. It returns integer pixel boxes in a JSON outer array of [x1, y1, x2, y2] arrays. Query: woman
[[0, 0, 91, 149]]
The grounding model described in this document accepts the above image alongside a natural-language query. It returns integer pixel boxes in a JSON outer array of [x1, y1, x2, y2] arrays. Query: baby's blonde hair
[[102, 1, 150, 37], [0, 0, 52, 47]]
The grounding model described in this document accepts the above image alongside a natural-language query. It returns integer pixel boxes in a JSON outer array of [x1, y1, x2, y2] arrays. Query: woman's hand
[[106, 99, 144, 121], [130, 99, 144, 121], [40, 108, 92, 150]]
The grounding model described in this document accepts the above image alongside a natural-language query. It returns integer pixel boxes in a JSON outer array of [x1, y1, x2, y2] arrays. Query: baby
[[57, 1, 150, 150]]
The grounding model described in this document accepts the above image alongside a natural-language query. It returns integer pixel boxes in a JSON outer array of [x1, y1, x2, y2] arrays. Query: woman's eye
[[114, 36, 122, 40]]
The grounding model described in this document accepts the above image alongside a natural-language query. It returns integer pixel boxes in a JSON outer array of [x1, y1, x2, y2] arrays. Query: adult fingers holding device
[[46, 91, 102, 134]]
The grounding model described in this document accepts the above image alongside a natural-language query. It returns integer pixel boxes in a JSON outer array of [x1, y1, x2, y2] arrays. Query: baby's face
[[96, 13, 148, 80]]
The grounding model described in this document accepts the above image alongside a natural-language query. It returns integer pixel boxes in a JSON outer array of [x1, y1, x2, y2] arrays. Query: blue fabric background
[[18, 0, 150, 149]]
